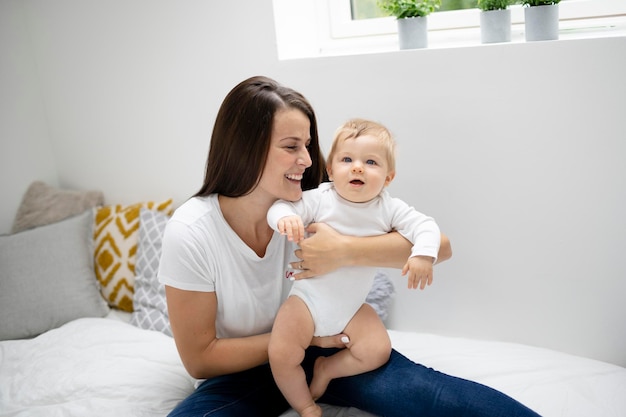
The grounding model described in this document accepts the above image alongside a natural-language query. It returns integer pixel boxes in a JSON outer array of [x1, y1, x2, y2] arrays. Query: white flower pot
[[524, 4, 559, 41], [397, 16, 428, 50], [480, 9, 511, 44]]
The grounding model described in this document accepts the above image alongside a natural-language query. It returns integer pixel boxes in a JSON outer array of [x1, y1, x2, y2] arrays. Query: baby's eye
[[366, 159, 377, 165], [341, 157, 352, 163]]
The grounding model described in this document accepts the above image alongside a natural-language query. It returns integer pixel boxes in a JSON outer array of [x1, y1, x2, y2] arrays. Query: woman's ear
[[384, 170, 396, 186]]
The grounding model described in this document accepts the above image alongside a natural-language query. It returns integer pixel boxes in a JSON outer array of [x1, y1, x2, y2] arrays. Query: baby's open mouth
[[350, 180, 364, 185]]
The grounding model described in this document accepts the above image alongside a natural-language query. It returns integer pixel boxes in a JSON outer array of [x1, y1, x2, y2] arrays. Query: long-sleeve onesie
[[267, 182, 440, 336]]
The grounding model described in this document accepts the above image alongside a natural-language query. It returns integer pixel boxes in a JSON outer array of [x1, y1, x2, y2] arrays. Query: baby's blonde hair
[[327, 118, 396, 172]]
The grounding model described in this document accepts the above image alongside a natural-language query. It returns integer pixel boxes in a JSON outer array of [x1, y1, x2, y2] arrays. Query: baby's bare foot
[[310, 356, 332, 401]]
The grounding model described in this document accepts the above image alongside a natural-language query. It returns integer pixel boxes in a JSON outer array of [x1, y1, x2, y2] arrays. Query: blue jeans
[[168, 347, 542, 417]]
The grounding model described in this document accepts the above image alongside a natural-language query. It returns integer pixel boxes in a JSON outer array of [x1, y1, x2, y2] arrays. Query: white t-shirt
[[158, 195, 294, 339], [267, 182, 440, 336]]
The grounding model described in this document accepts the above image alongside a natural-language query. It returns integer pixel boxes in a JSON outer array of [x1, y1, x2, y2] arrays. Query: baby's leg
[[310, 303, 391, 401], [269, 296, 321, 417]]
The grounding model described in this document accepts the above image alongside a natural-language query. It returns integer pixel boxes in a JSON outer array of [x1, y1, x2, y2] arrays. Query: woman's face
[[257, 108, 312, 203]]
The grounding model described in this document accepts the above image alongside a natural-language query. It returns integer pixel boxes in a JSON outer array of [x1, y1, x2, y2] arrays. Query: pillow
[[94, 199, 174, 312], [0, 210, 109, 340], [366, 270, 396, 321], [11, 181, 104, 234], [130, 208, 172, 336]]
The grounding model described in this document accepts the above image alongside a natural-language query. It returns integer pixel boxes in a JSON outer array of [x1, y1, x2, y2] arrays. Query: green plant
[[377, 0, 442, 18], [520, 0, 560, 6], [477, 0, 512, 11]]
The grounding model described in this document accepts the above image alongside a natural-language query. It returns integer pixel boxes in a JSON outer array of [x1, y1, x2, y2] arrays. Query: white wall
[[283, 40, 626, 367], [2, 0, 624, 367], [0, 0, 57, 233]]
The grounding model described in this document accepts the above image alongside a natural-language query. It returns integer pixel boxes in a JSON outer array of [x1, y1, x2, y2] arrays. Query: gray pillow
[[0, 210, 109, 340], [11, 180, 104, 234], [130, 208, 172, 336], [366, 270, 396, 321]]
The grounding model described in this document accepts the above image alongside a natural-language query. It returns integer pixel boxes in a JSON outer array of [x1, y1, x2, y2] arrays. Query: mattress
[[1, 317, 624, 417]]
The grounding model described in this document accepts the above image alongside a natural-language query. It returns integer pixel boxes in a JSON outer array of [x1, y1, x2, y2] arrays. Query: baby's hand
[[401, 256, 434, 290], [277, 215, 305, 243]]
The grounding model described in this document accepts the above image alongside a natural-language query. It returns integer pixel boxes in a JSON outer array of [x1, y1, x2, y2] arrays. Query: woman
[[158, 75, 540, 417]]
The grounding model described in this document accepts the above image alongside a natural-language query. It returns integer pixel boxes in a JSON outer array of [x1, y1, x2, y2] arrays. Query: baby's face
[[327, 135, 394, 203]]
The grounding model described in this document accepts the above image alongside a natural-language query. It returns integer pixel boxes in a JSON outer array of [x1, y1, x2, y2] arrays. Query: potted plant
[[477, 0, 513, 44], [378, 0, 442, 49], [521, 0, 561, 41]]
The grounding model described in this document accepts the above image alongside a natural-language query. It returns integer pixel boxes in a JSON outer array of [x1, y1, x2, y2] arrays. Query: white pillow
[[130, 208, 172, 336], [366, 270, 396, 321], [0, 210, 109, 340]]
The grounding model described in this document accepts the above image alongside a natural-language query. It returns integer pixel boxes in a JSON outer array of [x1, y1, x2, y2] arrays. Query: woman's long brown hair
[[195, 76, 326, 198]]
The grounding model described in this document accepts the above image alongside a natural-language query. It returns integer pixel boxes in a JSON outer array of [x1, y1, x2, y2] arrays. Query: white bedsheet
[[1, 318, 625, 417], [0, 318, 195, 417], [387, 330, 626, 417]]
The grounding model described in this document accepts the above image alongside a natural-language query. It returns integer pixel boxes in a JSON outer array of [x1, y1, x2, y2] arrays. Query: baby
[[267, 118, 441, 417]]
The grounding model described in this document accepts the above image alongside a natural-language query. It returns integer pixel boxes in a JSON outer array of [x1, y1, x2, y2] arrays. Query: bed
[[1, 182, 626, 417], [2, 312, 626, 417]]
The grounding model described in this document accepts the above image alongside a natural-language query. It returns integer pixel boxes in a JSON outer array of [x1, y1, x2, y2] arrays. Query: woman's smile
[[285, 173, 304, 182]]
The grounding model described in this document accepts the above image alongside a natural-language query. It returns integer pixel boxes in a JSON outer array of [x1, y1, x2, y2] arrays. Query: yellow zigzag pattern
[[94, 199, 173, 312]]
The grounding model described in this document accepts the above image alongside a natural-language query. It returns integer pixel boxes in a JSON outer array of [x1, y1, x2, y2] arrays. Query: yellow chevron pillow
[[94, 199, 174, 311]]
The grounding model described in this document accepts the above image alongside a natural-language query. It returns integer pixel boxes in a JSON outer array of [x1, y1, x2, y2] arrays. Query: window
[[330, 0, 626, 36], [328, 0, 482, 39], [272, 0, 626, 59], [351, 0, 477, 18]]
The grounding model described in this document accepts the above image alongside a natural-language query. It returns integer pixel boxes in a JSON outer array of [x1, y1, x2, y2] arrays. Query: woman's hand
[[291, 223, 349, 279], [310, 333, 350, 349], [291, 223, 452, 280]]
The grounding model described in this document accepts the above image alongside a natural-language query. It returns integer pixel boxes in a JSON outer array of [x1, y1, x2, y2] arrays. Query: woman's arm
[[165, 286, 271, 379], [293, 223, 452, 279]]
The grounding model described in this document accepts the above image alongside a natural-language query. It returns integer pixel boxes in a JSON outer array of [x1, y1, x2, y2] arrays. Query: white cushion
[[130, 208, 172, 336]]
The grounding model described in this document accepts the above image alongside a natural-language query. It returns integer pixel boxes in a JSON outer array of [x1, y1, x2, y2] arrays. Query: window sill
[[278, 14, 626, 60]]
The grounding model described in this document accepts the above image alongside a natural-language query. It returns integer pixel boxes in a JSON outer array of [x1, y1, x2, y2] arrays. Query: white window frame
[[328, 0, 626, 38], [272, 0, 626, 59]]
